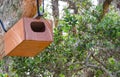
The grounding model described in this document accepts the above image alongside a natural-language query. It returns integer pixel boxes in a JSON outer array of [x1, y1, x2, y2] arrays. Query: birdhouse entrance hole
[[31, 22, 45, 32], [2, 18, 53, 57]]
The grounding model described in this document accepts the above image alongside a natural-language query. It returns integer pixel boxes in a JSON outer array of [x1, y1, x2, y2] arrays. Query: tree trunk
[[60, 0, 78, 14], [98, 0, 113, 20], [67, 1, 78, 14], [52, 0, 59, 27], [102, 0, 113, 16]]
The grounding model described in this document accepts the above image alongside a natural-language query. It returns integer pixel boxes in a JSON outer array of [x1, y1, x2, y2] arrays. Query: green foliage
[[96, 11, 120, 39], [0, 73, 8, 77], [0, 1, 120, 77]]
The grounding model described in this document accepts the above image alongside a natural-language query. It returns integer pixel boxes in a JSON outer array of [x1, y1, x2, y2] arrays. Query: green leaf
[[116, 32, 120, 37], [108, 58, 115, 65], [59, 73, 65, 77]]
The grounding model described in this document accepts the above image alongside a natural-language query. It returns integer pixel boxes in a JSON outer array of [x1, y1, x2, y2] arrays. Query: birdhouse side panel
[[4, 18, 25, 56]]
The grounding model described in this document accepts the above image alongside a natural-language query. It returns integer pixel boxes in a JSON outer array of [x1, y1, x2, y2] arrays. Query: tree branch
[[91, 53, 114, 77], [101, 0, 113, 19], [91, 53, 107, 68], [100, 65, 115, 77]]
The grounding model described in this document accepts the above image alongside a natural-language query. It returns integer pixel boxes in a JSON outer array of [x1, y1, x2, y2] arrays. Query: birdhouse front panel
[[4, 17, 53, 57], [24, 18, 53, 41]]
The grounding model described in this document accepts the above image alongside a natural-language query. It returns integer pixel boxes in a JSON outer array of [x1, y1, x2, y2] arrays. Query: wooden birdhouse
[[4, 17, 53, 57]]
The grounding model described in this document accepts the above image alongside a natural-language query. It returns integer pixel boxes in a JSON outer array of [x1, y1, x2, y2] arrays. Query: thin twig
[[91, 53, 107, 68]]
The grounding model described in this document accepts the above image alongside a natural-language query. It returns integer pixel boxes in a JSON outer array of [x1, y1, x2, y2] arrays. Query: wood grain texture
[[4, 18, 25, 56], [8, 41, 51, 57], [4, 17, 53, 57], [0, 0, 42, 58], [24, 18, 53, 41], [0, 35, 5, 59]]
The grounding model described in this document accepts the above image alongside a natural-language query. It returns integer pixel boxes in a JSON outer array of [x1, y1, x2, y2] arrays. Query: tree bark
[[67, 1, 78, 14], [60, 0, 78, 14], [52, 0, 59, 27], [101, 0, 113, 19]]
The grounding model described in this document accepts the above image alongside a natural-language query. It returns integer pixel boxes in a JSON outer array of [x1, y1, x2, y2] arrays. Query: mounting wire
[[0, 0, 45, 32], [36, 0, 45, 17], [0, 19, 7, 32]]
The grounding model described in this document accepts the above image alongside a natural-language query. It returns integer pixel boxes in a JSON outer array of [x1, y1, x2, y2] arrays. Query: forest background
[[0, 0, 120, 77]]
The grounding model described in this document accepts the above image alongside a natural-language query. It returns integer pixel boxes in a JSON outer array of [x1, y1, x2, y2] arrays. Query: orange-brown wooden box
[[4, 17, 53, 57]]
